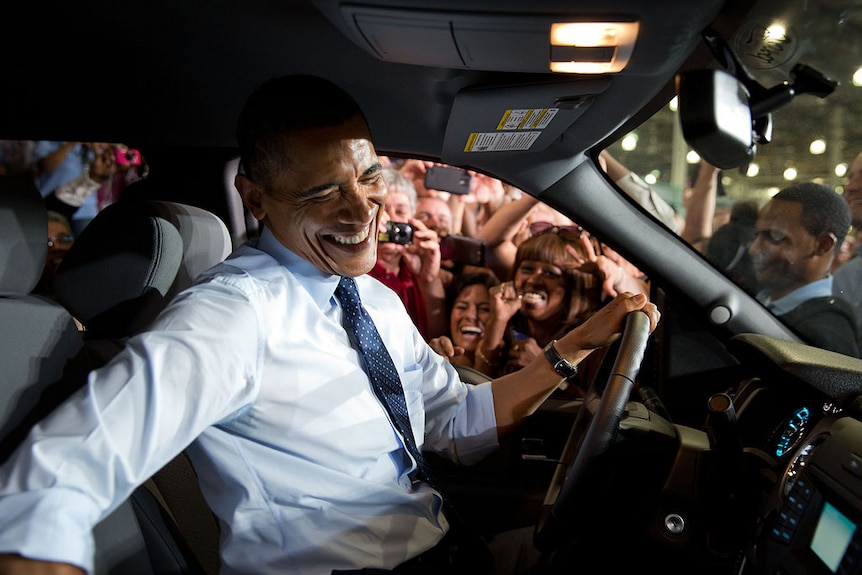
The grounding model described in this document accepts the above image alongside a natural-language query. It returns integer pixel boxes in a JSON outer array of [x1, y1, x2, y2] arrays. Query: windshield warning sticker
[[464, 108, 558, 152], [465, 131, 541, 152]]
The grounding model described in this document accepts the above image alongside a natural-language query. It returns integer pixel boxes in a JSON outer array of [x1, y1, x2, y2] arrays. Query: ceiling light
[[550, 21, 639, 74], [836, 163, 848, 177], [809, 139, 826, 155], [621, 132, 638, 151]]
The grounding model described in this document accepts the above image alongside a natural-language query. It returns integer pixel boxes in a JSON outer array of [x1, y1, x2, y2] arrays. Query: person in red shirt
[[370, 167, 448, 339]]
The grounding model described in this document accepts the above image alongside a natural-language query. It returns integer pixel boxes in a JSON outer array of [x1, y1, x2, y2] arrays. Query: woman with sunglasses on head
[[473, 194, 575, 281], [540, 221, 650, 301], [472, 223, 648, 395]]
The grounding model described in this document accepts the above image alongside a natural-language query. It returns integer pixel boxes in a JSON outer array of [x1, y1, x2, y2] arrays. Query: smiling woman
[[427, 268, 501, 369], [473, 230, 607, 395]]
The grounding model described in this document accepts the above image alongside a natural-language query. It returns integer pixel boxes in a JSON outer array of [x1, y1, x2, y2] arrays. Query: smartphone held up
[[424, 166, 471, 195], [439, 234, 485, 266]]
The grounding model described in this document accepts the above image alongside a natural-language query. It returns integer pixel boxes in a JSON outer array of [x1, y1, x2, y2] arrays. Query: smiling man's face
[[240, 114, 387, 277]]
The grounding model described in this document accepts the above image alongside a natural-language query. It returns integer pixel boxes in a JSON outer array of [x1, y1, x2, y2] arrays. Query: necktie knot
[[336, 276, 360, 308]]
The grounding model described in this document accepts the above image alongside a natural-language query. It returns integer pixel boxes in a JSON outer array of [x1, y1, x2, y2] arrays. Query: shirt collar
[[757, 275, 834, 315], [256, 227, 341, 309]]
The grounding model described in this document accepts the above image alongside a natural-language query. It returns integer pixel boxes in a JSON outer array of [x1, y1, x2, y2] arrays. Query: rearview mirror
[[677, 69, 754, 169]]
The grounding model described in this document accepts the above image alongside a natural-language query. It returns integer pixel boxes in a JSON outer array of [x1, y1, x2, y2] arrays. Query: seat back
[[1, 193, 230, 574], [53, 198, 231, 575], [0, 174, 83, 457], [0, 177, 169, 575]]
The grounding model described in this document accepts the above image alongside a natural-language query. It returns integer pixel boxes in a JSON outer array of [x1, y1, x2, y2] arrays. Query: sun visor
[[439, 79, 610, 165]]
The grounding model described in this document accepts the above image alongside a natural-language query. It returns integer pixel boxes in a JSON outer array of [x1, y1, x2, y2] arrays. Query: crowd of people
[[388, 147, 862, 365], [373, 153, 654, 390]]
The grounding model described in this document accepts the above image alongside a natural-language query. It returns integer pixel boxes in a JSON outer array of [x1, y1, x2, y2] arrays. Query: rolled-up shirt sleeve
[[0, 279, 262, 571], [409, 328, 499, 466]]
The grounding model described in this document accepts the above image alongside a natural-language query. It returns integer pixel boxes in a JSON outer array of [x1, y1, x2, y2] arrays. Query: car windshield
[[606, 0, 862, 357]]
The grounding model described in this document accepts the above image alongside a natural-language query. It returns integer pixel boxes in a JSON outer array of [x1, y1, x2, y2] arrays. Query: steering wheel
[[533, 310, 652, 552]]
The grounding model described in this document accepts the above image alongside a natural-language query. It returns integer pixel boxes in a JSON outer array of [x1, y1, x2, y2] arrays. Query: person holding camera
[[371, 167, 450, 339]]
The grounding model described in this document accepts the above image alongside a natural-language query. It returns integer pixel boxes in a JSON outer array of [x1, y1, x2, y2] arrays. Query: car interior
[[3, 0, 862, 574]]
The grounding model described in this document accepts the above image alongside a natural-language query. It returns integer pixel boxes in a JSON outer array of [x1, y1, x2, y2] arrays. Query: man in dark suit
[[750, 182, 859, 357]]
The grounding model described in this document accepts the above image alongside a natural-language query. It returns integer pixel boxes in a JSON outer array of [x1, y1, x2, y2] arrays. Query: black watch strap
[[542, 340, 578, 379]]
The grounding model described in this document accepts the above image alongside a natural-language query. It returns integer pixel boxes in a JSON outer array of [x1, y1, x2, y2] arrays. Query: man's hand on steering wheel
[[560, 292, 659, 353]]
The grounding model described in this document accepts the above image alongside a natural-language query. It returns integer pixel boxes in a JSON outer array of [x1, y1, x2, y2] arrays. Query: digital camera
[[378, 221, 414, 244], [115, 148, 143, 166]]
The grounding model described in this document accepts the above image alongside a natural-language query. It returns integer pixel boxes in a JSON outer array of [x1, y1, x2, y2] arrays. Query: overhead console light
[[339, 6, 648, 73], [549, 22, 639, 74]]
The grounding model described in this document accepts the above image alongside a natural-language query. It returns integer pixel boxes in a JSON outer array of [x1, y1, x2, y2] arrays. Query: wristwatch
[[542, 340, 578, 379]]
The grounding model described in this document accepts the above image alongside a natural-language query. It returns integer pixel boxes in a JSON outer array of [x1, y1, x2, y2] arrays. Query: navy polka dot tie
[[335, 276, 437, 487]]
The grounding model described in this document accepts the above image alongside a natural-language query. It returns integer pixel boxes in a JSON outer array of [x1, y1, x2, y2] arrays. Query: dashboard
[[758, 416, 862, 575], [725, 335, 862, 575]]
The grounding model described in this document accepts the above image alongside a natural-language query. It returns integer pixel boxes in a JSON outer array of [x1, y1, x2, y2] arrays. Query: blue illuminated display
[[775, 407, 810, 457]]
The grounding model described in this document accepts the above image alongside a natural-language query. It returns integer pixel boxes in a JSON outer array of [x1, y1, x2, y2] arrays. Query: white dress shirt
[[0, 226, 500, 574]]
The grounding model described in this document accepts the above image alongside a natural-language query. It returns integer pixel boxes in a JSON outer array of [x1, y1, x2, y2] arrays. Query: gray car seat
[[0, 186, 230, 574], [53, 198, 232, 575], [0, 177, 172, 574], [0, 174, 84, 456]]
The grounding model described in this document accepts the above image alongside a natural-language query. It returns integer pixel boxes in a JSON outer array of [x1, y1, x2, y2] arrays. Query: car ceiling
[[4, 0, 736, 191]]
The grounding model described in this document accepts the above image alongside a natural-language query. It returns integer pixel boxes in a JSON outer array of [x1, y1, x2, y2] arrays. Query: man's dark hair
[[772, 182, 851, 255], [236, 74, 367, 188]]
